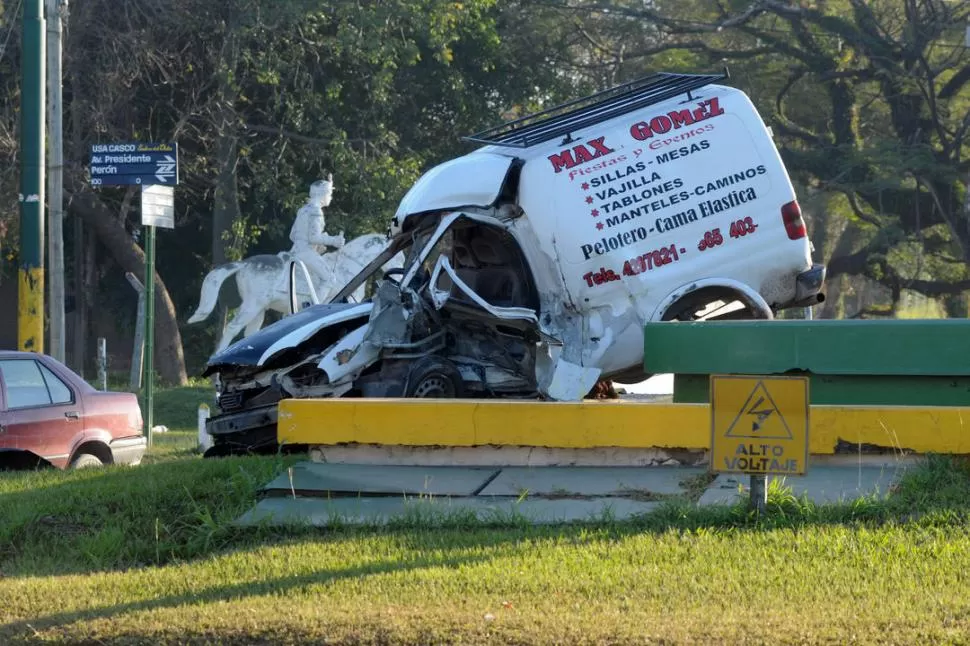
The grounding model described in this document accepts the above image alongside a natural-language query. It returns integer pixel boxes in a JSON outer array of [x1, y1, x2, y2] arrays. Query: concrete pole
[[46, 0, 66, 362], [97, 337, 106, 391], [18, 0, 46, 353], [198, 404, 212, 453]]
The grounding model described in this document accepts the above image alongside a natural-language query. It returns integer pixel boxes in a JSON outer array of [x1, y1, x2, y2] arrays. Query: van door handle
[[65, 411, 80, 420]]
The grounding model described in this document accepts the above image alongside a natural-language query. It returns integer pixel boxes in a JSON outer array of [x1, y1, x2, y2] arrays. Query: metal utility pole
[[19, 0, 46, 353], [46, 0, 67, 362]]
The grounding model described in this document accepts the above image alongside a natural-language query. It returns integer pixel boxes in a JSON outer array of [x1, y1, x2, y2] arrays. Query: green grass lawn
[[1, 386, 969, 644], [141, 383, 215, 464]]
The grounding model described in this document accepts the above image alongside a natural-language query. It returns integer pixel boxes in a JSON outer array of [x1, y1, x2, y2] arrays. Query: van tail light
[[781, 200, 807, 240]]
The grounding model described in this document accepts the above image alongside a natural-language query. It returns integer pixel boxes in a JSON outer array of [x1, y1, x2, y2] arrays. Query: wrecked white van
[[202, 71, 825, 454]]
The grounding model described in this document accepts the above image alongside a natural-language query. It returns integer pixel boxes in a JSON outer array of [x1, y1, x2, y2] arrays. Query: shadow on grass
[[0, 452, 967, 579], [0, 544, 507, 642], [5, 457, 970, 643]]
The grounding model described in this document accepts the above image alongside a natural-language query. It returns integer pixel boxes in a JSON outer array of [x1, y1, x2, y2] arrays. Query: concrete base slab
[[479, 466, 705, 497], [697, 464, 910, 506], [239, 459, 924, 528], [261, 463, 498, 497], [236, 495, 661, 527]]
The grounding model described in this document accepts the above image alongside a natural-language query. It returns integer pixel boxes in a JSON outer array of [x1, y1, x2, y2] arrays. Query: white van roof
[[392, 71, 739, 232]]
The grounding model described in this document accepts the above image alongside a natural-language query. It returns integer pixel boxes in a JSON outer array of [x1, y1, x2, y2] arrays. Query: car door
[[0, 358, 81, 467]]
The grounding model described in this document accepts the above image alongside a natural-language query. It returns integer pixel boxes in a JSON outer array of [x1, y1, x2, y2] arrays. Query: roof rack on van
[[462, 71, 728, 149]]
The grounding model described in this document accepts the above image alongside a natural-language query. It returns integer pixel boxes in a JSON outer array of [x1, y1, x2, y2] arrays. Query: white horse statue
[[188, 233, 402, 354]]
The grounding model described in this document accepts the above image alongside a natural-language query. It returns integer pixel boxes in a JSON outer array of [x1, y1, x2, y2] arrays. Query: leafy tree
[[0, 0, 576, 376]]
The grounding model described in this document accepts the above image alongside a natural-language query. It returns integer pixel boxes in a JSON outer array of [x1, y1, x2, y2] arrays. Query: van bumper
[[790, 263, 826, 308], [203, 404, 285, 456], [206, 404, 278, 437]]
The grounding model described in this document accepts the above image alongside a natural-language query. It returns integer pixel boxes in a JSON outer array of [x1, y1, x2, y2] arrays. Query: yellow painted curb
[[278, 399, 970, 455]]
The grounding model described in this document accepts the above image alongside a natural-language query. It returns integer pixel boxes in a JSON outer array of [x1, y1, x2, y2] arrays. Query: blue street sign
[[90, 162, 176, 176], [89, 142, 179, 187]]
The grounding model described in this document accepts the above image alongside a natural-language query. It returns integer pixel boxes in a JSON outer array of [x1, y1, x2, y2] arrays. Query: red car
[[0, 351, 147, 470]]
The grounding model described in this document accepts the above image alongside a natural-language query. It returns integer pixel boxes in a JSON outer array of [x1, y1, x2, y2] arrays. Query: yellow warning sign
[[710, 375, 809, 476]]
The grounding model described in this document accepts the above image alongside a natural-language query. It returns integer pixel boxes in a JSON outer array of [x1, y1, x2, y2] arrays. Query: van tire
[[404, 357, 464, 399]]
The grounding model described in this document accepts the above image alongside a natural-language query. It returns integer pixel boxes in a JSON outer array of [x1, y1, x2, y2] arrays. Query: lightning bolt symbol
[[747, 396, 774, 432]]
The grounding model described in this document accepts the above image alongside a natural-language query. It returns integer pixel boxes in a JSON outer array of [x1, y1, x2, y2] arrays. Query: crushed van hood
[[390, 152, 516, 236], [203, 302, 372, 373]]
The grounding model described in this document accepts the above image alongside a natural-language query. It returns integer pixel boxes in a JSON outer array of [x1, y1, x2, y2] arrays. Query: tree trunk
[[66, 178, 188, 386], [820, 224, 864, 319], [82, 224, 96, 374], [212, 118, 241, 334], [211, 27, 242, 337], [71, 216, 87, 377]]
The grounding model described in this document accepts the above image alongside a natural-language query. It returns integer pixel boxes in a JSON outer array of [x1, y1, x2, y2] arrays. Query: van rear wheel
[[661, 288, 770, 322]]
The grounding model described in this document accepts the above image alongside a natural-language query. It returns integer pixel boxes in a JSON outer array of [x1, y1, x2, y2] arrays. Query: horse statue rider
[[287, 173, 346, 286], [188, 174, 402, 354]]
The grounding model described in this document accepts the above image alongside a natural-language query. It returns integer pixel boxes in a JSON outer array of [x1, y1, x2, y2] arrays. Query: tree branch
[[621, 41, 775, 62], [842, 190, 883, 228], [242, 123, 331, 146], [773, 69, 829, 146], [899, 278, 970, 297], [939, 64, 970, 101], [828, 244, 970, 298]]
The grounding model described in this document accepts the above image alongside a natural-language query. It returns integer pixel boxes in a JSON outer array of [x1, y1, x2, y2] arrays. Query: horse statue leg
[[212, 263, 276, 354], [244, 310, 266, 337], [215, 301, 268, 354]]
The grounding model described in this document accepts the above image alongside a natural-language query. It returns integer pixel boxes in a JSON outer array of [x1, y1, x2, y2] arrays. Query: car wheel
[[69, 453, 104, 469], [404, 357, 464, 399]]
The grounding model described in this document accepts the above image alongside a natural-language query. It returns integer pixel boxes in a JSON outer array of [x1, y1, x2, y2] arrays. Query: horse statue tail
[[187, 262, 241, 324]]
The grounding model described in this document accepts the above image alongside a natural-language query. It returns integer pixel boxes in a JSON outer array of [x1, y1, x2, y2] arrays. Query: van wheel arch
[[654, 280, 773, 322]]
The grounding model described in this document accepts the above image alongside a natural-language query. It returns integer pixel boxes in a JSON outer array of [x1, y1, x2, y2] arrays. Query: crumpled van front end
[[203, 205, 601, 455], [203, 70, 826, 455]]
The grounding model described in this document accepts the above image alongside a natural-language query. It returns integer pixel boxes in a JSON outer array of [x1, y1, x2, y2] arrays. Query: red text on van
[[548, 137, 615, 173], [629, 98, 725, 142]]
